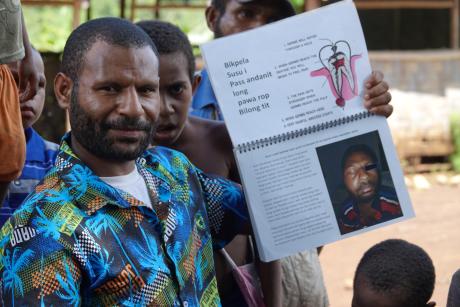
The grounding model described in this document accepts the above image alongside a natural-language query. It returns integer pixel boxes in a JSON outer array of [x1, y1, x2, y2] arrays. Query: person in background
[[353, 239, 436, 307], [447, 269, 460, 307], [0, 0, 40, 203], [1, 48, 59, 227]]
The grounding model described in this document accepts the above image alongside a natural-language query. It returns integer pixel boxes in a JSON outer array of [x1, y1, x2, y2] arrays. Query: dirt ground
[[320, 174, 460, 307]]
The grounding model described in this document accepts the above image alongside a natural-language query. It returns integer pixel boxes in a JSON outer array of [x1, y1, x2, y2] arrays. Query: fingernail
[[364, 94, 370, 99]]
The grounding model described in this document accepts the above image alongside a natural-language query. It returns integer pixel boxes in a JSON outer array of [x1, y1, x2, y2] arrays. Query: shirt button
[[14, 180, 20, 186], [183, 301, 188, 307]]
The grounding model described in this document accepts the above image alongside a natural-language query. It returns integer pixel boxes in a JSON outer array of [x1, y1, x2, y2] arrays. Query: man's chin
[[357, 192, 377, 203]]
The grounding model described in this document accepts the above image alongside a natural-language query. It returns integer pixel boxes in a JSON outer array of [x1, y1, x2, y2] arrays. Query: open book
[[201, 0, 414, 262]]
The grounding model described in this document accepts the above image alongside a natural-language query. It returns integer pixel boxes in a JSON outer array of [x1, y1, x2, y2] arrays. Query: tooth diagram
[[310, 40, 361, 107]]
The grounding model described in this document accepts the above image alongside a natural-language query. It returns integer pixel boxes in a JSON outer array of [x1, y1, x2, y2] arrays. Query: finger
[[370, 104, 393, 118], [19, 75, 39, 102], [364, 81, 389, 100], [364, 70, 384, 89], [364, 92, 392, 109]]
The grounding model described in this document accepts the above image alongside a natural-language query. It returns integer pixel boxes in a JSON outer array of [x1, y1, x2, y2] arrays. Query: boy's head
[[136, 20, 198, 146], [353, 239, 436, 307], [206, 0, 296, 38], [8, 48, 46, 129]]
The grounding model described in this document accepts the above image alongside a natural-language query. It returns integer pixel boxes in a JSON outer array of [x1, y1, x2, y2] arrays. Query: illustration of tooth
[[312, 39, 361, 108]]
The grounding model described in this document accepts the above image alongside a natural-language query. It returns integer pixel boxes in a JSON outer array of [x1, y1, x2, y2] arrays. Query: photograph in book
[[316, 130, 403, 235]]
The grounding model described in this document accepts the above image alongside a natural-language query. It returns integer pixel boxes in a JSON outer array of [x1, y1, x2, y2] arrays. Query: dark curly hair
[[354, 239, 435, 307], [61, 17, 158, 84], [136, 20, 195, 82]]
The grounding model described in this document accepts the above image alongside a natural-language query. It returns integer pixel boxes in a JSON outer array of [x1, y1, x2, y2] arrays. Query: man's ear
[[54, 72, 73, 110], [205, 5, 220, 33], [192, 74, 201, 95], [426, 301, 436, 307]]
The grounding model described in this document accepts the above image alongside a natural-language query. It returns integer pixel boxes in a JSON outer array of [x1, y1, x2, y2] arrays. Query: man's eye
[[364, 163, 377, 171], [169, 84, 185, 95], [100, 85, 119, 93], [237, 9, 255, 19], [139, 86, 157, 95]]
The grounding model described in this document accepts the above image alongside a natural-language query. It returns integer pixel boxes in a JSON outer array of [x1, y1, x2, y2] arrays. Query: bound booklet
[[201, 0, 414, 262]]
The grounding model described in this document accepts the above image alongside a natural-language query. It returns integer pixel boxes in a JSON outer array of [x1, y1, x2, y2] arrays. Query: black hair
[[341, 144, 378, 171], [211, 0, 296, 19], [354, 239, 435, 307], [136, 20, 195, 82], [61, 17, 159, 83], [211, 0, 227, 14]]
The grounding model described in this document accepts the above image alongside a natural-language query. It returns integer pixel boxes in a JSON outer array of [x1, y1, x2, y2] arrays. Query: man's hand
[[18, 52, 39, 102], [363, 71, 393, 117], [18, 12, 39, 102]]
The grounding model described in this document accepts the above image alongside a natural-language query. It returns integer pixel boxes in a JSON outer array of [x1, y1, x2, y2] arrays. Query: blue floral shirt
[[0, 134, 248, 306]]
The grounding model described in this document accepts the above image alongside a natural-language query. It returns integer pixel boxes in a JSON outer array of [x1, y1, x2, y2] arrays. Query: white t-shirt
[[100, 167, 153, 209]]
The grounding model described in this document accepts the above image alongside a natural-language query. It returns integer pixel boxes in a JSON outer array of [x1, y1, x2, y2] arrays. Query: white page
[[202, 0, 372, 146], [235, 116, 414, 262]]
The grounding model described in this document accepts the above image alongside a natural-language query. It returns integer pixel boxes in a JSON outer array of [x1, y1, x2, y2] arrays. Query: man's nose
[[358, 170, 370, 181], [159, 94, 174, 117], [118, 87, 144, 118]]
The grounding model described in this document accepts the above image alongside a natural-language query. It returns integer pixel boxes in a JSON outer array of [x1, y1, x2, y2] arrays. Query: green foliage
[[450, 113, 460, 172], [23, 0, 305, 52], [22, 0, 212, 53], [23, 6, 73, 52]]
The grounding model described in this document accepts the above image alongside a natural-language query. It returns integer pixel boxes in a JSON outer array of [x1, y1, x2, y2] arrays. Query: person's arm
[[0, 182, 9, 204], [18, 11, 39, 102], [258, 259, 282, 307], [0, 227, 82, 305], [363, 70, 392, 117]]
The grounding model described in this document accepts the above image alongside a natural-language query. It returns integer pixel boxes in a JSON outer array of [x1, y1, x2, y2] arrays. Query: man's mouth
[[358, 184, 374, 196], [154, 123, 177, 142], [106, 122, 151, 140], [109, 128, 146, 139]]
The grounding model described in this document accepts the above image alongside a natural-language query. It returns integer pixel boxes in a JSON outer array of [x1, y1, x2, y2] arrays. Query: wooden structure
[[305, 0, 460, 48], [22, 0, 84, 29], [129, 0, 207, 20], [23, 0, 459, 47]]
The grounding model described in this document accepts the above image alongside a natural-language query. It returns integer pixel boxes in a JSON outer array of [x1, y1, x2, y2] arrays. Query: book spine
[[236, 111, 373, 153]]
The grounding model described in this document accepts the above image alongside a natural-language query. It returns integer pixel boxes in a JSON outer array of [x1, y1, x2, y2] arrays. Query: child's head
[[137, 20, 198, 146], [353, 239, 436, 307], [7, 48, 46, 129]]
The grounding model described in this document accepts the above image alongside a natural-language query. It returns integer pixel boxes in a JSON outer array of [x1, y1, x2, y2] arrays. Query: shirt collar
[[54, 133, 171, 215], [191, 69, 218, 109], [25, 127, 46, 162]]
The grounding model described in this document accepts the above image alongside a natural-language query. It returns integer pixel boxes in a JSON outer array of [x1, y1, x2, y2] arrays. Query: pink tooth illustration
[[311, 40, 361, 107]]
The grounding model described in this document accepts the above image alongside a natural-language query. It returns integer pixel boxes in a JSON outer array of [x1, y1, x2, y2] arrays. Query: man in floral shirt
[[0, 18, 248, 306]]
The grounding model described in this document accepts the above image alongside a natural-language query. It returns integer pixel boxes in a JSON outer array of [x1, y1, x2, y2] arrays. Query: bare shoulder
[[188, 116, 240, 182], [188, 116, 233, 151]]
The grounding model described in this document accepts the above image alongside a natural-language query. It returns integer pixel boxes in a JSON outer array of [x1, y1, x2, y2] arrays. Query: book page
[[235, 117, 414, 262], [202, 0, 372, 145]]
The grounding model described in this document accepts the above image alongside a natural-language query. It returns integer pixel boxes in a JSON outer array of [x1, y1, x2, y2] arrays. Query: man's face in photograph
[[343, 151, 379, 203]]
